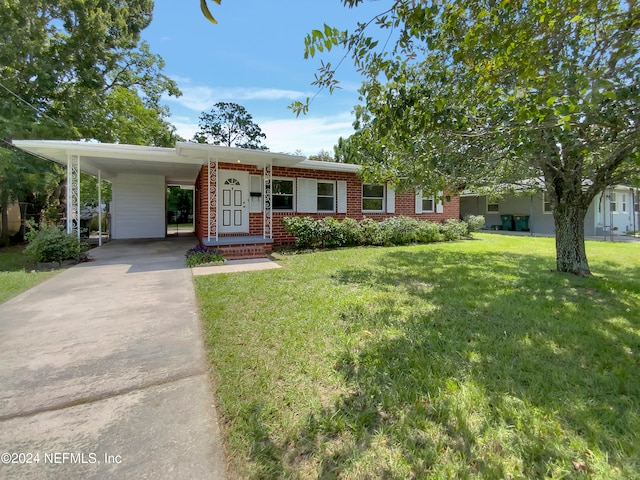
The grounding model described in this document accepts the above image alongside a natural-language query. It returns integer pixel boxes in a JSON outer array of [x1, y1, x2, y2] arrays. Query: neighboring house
[[13, 141, 460, 258], [461, 185, 640, 237]]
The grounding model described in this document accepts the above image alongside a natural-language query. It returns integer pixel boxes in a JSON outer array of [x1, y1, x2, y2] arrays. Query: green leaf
[[200, 0, 218, 24]]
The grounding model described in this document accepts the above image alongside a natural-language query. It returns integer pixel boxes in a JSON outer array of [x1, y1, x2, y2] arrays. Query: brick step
[[215, 243, 272, 260]]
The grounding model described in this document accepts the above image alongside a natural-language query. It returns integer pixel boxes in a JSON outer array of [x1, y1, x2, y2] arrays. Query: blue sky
[[143, 1, 389, 156]]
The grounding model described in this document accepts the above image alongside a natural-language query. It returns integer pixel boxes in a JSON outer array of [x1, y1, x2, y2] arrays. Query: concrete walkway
[[191, 258, 282, 276], [0, 237, 227, 479]]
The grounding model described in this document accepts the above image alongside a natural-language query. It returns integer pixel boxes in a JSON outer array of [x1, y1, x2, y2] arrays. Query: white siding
[[112, 174, 166, 239]]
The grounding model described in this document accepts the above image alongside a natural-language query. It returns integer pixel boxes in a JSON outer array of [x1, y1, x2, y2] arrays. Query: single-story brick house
[[13, 140, 460, 258]]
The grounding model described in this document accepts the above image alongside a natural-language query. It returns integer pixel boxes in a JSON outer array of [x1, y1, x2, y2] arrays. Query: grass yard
[[195, 234, 640, 479], [0, 245, 62, 304]]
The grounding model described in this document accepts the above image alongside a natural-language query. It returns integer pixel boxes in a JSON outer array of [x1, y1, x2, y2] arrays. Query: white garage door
[[111, 174, 166, 239]]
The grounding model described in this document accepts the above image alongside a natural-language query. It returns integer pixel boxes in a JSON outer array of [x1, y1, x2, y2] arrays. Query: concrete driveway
[[0, 237, 227, 479]]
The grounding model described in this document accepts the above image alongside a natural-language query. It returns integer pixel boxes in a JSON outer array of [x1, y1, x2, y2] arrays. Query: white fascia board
[[294, 160, 361, 173], [176, 142, 306, 166]]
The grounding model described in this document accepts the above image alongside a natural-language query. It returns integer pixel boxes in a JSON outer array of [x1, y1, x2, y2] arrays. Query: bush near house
[[463, 214, 485, 233], [185, 244, 225, 267], [282, 215, 484, 249], [24, 225, 87, 265]]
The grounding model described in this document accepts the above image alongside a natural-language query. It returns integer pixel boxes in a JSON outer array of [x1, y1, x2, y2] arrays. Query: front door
[[219, 170, 249, 233]]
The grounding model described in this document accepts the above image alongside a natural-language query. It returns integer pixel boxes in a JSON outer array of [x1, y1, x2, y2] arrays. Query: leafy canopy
[[0, 0, 181, 244], [194, 102, 268, 150], [294, 0, 640, 275]]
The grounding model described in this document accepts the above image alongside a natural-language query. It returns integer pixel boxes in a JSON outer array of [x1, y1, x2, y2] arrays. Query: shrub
[[415, 221, 444, 243], [359, 217, 388, 246], [282, 216, 323, 248], [320, 217, 344, 248], [185, 244, 224, 267], [89, 215, 109, 232], [464, 214, 485, 233], [24, 225, 87, 264], [380, 216, 419, 245], [440, 219, 469, 241], [336, 217, 362, 246], [282, 216, 475, 250]]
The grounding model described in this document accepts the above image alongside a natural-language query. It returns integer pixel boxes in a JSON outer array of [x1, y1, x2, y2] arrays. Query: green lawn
[[0, 245, 62, 304], [195, 234, 640, 479]]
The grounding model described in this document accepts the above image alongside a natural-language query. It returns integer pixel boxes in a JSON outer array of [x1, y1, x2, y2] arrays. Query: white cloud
[[166, 77, 311, 112], [169, 112, 356, 156], [171, 116, 199, 142], [259, 112, 355, 156]]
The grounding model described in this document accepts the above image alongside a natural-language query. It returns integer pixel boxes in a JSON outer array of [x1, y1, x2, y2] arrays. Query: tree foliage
[[194, 102, 268, 150], [0, 0, 180, 143], [308, 149, 335, 162], [295, 0, 640, 275], [333, 136, 360, 164], [0, 0, 181, 244], [200, 0, 221, 25]]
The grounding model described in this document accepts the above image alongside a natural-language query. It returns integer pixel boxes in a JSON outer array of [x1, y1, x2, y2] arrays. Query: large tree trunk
[[553, 202, 590, 276], [0, 191, 10, 247]]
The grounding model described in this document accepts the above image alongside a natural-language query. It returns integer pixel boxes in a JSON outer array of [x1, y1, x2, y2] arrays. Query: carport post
[[207, 157, 218, 242], [98, 169, 102, 247], [66, 154, 81, 239], [263, 161, 272, 239]]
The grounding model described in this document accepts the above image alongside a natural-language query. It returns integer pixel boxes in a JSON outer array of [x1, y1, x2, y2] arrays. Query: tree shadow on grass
[[289, 249, 640, 478]]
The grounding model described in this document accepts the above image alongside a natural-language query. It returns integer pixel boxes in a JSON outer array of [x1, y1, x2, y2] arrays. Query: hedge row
[[282, 215, 485, 249]]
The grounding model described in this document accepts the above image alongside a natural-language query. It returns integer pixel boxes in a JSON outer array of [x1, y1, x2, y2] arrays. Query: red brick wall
[[195, 163, 460, 246]]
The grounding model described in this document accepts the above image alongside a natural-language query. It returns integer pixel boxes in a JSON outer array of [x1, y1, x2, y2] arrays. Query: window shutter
[[436, 190, 444, 214], [297, 178, 317, 213], [415, 190, 423, 214], [337, 180, 347, 213], [386, 185, 395, 213], [249, 174, 263, 213]]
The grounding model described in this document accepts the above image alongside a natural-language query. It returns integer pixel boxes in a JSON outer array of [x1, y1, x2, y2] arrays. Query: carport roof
[[12, 140, 359, 185]]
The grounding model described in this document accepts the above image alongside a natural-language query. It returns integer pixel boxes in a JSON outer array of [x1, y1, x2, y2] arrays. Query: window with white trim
[[272, 178, 294, 210], [317, 181, 335, 212], [487, 200, 499, 213], [542, 193, 552, 214], [610, 192, 617, 212], [362, 184, 385, 211], [422, 196, 435, 212], [622, 193, 627, 213]]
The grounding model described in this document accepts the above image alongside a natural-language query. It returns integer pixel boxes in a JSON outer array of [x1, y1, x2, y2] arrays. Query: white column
[[207, 158, 218, 242], [263, 162, 272, 239], [98, 169, 102, 247], [66, 154, 80, 238]]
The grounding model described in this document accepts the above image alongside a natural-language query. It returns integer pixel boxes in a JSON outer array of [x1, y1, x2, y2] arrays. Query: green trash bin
[[500, 214, 514, 231], [514, 215, 530, 232]]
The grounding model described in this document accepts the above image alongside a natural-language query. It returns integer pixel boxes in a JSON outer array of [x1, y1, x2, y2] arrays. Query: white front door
[[219, 170, 249, 233]]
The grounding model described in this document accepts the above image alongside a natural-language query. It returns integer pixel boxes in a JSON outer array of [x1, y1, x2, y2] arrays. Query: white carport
[[12, 140, 204, 242]]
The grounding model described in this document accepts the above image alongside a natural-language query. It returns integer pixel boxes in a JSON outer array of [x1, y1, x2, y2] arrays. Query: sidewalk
[[0, 237, 227, 479]]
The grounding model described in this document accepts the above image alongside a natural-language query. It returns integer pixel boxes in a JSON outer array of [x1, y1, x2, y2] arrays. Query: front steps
[[202, 236, 274, 260]]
